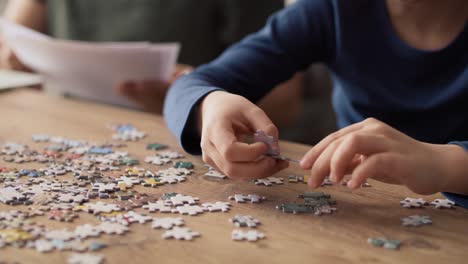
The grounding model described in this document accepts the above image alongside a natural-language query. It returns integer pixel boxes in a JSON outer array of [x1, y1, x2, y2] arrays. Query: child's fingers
[[330, 134, 389, 183], [308, 139, 342, 187], [348, 153, 394, 189], [208, 142, 288, 179], [201, 150, 223, 173], [300, 122, 365, 169], [210, 123, 267, 162]]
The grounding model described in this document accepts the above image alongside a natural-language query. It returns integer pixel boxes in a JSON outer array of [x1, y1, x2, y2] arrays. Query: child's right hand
[[199, 91, 289, 179]]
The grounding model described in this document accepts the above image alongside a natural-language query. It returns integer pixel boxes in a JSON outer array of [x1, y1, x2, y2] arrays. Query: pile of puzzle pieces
[[276, 192, 337, 216]]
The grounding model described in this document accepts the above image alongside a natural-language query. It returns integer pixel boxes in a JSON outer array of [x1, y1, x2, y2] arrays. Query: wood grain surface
[[0, 89, 467, 264]]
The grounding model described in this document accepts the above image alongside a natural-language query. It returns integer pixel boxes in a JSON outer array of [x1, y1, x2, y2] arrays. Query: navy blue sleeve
[[449, 141, 468, 151], [164, 0, 335, 154], [442, 141, 468, 208]]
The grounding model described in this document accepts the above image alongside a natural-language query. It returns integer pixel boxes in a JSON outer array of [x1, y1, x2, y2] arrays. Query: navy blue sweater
[[164, 0, 468, 207]]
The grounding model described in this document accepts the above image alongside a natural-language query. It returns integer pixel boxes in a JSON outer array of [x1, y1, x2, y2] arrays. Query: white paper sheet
[[0, 19, 180, 108], [0, 69, 42, 90]]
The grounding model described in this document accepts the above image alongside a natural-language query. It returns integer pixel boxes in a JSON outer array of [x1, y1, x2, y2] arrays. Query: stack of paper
[[0, 69, 42, 90], [0, 19, 180, 108]]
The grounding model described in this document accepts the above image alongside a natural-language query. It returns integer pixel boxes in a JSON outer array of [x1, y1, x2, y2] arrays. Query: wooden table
[[0, 89, 467, 264]]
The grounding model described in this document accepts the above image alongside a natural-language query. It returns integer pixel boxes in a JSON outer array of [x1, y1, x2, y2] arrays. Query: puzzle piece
[[84, 202, 121, 215], [202, 202, 231, 212], [172, 204, 206, 216], [229, 215, 261, 228], [48, 209, 78, 222], [313, 205, 337, 216], [254, 177, 284, 186], [116, 176, 141, 188], [74, 224, 101, 239], [142, 178, 162, 188], [57, 193, 88, 204], [146, 143, 168, 151], [0, 187, 27, 205], [157, 167, 193, 176], [232, 230, 265, 242], [92, 183, 119, 193], [168, 194, 199, 206], [173, 161, 194, 169], [151, 217, 184, 230], [229, 194, 266, 203], [276, 203, 314, 214], [320, 177, 333, 186], [96, 222, 129, 235], [142, 201, 173, 213], [144, 155, 171, 165], [368, 237, 401, 250], [253, 130, 279, 156], [67, 253, 104, 264], [162, 227, 200, 241], [88, 147, 113, 155], [204, 170, 227, 179], [32, 134, 50, 142], [157, 174, 187, 184], [430, 199, 455, 209], [32, 239, 55, 252], [400, 198, 428, 208], [401, 215, 432, 227], [44, 229, 76, 241], [158, 151, 184, 159], [123, 211, 153, 224]]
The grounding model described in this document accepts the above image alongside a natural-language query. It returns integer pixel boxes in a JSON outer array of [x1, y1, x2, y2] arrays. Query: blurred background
[[0, 0, 336, 145]]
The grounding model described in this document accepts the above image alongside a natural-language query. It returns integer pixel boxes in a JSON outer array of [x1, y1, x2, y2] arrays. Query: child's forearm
[[439, 144, 468, 195]]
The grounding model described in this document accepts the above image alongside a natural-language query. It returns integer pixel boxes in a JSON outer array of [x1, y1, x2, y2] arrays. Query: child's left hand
[[300, 118, 468, 195]]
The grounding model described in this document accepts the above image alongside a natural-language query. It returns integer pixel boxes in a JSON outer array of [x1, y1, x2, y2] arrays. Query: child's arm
[[164, 0, 335, 154], [300, 118, 468, 199]]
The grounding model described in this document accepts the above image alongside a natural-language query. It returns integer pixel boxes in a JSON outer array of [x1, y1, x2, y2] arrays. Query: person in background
[[164, 0, 468, 207], [0, 0, 303, 129]]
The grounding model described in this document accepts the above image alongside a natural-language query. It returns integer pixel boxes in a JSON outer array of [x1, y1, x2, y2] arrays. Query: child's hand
[[116, 65, 193, 114], [300, 118, 468, 195], [199, 91, 289, 179]]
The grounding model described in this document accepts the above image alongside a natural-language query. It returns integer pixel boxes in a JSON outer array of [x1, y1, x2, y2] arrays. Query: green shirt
[[45, 0, 283, 66]]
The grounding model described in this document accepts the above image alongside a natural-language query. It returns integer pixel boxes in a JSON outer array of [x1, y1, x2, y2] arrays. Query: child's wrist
[[435, 144, 468, 194]]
